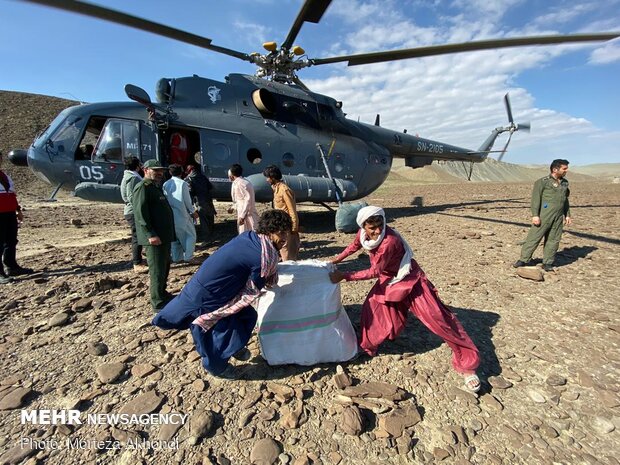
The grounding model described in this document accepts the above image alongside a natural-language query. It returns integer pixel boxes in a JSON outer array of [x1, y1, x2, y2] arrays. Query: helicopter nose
[[7, 149, 28, 166], [27, 146, 55, 185]]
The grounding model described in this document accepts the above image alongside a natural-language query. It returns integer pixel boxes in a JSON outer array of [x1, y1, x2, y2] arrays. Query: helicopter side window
[[93, 119, 140, 163]]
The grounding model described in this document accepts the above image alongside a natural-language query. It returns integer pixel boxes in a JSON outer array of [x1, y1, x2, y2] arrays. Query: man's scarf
[[192, 234, 279, 331], [356, 205, 414, 284]]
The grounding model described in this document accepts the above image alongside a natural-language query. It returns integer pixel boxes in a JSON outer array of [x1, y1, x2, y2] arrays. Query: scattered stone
[[48, 311, 70, 327], [560, 393, 579, 404], [592, 416, 615, 434], [480, 394, 504, 411], [527, 390, 546, 403], [250, 438, 281, 465], [0, 444, 35, 464], [0, 388, 32, 410], [545, 375, 567, 386], [488, 376, 513, 389], [71, 297, 93, 312], [266, 383, 295, 403], [258, 408, 277, 422], [192, 379, 207, 392], [433, 447, 451, 461], [516, 267, 544, 281], [86, 341, 108, 356], [240, 391, 262, 409], [188, 409, 215, 444], [339, 405, 364, 436], [341, 382, 406, 401], [96, 362, 126, 384], [539, 425, 559, 439], [378, 404, 421, 437], [595, 389, 620, 408], [333, 365, 352, 389], [280, 402, 304, 429], [118, 390, 163, 415], [131, 363, 157, 378]]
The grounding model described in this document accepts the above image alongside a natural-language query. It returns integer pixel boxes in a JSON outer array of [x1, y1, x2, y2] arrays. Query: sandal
[[464, 374, 481, 393]]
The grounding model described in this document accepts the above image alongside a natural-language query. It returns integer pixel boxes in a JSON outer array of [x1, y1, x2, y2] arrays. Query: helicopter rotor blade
[[282, 0, 332, 51], [517, 122, 531, 132], [311, 33, 619, 66], [21, 0, 252, 62], [504, 93, 514, 125]]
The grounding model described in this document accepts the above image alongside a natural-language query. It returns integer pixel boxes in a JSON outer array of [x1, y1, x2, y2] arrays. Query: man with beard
[[513, 159, 572, 272]]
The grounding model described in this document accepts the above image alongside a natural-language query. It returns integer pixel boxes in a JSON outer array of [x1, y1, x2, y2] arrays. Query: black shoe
[[512, 260, 527, 268], [542, 264, 555, 272], [232, 347, 252, 361], [6, 266, 34, 276], [210, 364, 238, 380]]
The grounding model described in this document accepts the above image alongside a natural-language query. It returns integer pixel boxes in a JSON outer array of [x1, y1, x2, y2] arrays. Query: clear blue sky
[[1, 0, 619, 165]]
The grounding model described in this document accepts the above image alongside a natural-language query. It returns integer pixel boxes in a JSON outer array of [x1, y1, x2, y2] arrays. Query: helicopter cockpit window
[[93, 119, 140, 163], [45, 115, 86, 158], [282, 152, 295, 168]]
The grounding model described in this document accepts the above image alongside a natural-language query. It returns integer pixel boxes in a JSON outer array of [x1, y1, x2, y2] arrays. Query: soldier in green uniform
[[514, 159, 572, 272], [133, 160, 176, 310]]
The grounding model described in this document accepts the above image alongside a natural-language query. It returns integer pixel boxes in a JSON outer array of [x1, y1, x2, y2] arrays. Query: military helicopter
[[11, 0, 619, 208]]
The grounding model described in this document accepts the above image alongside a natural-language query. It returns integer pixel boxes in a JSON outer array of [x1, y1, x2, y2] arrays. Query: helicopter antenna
[[59, 92, 86, 104]]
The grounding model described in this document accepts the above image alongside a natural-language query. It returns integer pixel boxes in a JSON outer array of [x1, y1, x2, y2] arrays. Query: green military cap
[[142, 159, 165, 170]]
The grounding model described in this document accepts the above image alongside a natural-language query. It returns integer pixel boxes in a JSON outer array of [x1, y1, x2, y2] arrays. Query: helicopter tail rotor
[[497, 93, 530, 162]]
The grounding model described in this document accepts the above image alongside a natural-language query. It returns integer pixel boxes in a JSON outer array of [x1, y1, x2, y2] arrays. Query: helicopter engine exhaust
[[252, 88, 278, 115]]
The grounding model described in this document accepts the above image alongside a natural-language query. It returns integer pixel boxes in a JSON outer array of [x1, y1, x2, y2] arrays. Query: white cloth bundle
[[256, 260, 358, 365]]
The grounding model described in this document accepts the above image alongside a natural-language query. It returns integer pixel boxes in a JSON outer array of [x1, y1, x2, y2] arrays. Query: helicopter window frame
[[44, 113, 87, 158], [92, 118, 141, 164]]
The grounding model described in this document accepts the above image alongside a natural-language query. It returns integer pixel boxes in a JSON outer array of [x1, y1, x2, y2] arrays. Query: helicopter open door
[[72, 118, 157, 203], [80, 118, 156, 184]]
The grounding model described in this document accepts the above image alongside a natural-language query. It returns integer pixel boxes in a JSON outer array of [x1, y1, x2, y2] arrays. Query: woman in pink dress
[[329, 206, 481, 392]]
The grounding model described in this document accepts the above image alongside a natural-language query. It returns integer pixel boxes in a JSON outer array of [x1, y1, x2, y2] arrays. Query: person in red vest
[[0, 151, 33, 283], [169, 132, 188, 166]]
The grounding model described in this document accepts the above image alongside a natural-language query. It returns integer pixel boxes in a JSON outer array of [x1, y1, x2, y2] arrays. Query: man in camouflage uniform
[[133, 159, 176, 310], [514, 159, 572, 272]]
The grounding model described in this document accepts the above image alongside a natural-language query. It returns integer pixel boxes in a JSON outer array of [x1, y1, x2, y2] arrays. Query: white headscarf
[[356, 205, 414, 284]]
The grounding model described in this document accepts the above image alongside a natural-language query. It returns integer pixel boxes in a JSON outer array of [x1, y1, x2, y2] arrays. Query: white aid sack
[[256, 260, 358, 366]]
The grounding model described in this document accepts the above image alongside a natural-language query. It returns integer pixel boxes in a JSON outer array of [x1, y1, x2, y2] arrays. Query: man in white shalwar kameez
[[163, 164, 198, 262], [227, 163, 259, 234]]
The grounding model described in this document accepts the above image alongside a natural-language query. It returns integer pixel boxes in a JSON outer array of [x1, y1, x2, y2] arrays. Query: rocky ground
[[0, 177, 618, 465]]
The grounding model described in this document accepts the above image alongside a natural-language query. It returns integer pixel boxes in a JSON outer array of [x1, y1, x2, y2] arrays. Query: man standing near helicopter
[[263, 165, 300, 261], [133, 160, 176, 311], [513, 159, 572, 272]]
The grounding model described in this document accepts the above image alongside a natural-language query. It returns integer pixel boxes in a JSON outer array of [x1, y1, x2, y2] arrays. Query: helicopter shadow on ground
[[382, 197, 526, 221], [437, 210, 620, 246]]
